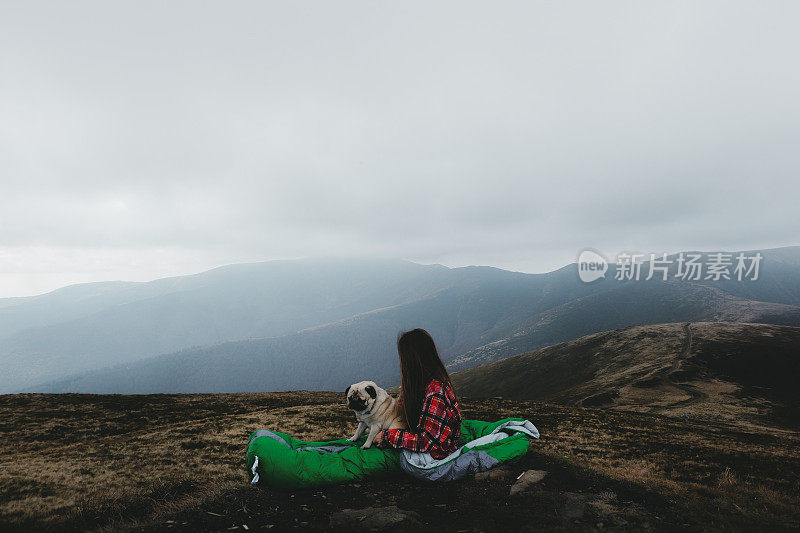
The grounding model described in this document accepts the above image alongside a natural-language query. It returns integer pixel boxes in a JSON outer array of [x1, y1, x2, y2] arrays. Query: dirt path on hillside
[[665, 322, 707, 409]]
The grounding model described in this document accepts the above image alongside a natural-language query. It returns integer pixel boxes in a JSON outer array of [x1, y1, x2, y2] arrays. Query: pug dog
[[345, 380, 407, 449]]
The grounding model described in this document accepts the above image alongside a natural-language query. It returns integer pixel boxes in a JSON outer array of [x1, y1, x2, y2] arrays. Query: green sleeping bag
[[246, 417, 539, 489]]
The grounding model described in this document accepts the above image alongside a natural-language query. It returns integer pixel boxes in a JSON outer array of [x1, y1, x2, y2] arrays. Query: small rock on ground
[[561, 492, 588, 521], [509, 470, 548, 496], [330, 505, 423, 531]]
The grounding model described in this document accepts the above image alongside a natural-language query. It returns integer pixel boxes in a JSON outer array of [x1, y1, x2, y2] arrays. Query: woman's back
[[384, 328, 463, 459], [383, 378, 463, 459]]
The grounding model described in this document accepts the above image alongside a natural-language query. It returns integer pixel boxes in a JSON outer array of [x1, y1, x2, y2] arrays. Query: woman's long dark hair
[[396, 328, 458, 431]]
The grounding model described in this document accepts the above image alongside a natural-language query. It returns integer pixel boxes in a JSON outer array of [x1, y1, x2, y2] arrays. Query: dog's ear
[[365, 385, 377, 399], [345, 385, 351, 397]]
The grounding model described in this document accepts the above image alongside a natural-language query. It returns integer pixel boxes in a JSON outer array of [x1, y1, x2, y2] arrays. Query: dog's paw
[[360, 443, 372, 450], [346, 436, 357, 442]]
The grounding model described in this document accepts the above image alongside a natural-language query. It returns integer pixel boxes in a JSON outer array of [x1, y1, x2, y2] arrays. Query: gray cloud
[[1, 1, 799, 296]]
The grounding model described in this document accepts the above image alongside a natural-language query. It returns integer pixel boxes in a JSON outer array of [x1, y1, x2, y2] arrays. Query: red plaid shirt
[[381, 379, 462, 459]]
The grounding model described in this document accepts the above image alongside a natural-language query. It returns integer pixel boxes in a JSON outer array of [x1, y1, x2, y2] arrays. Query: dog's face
[[346, 380, 381, 412]]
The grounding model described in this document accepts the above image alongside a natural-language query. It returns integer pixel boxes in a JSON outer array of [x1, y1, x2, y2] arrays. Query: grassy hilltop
[[1, 390, 798, 532]]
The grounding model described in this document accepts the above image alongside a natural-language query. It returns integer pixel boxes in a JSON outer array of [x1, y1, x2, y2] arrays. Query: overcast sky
[[1, 1, 798, 298]]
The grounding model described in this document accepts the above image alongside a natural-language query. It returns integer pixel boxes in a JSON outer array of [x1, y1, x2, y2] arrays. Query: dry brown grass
[[0, 392, 349, 530], [464, 398, 800, 529], [1, 393, 799, 531]]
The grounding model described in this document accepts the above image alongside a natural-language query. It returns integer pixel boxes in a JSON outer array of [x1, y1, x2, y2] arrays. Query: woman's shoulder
[[425, 379, 454, 396], [425, 379, 443, 393]]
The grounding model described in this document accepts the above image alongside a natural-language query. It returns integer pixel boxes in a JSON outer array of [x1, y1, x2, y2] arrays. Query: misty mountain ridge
[[10, 246, 799, 394]]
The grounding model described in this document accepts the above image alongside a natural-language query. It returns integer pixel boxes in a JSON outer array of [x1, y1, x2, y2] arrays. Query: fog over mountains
[[3, 247, 800, 394]]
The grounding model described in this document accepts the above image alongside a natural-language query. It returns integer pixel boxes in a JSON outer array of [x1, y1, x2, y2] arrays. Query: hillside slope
[[447, 282, 800, 371], [452, 322, 800, 429]]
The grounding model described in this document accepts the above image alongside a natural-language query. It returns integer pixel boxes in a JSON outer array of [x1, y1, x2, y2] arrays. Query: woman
[[372, 328, 463, 459]]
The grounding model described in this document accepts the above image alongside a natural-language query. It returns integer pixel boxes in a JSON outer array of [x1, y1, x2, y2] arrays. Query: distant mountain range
[[5, 246, 800, 394]]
